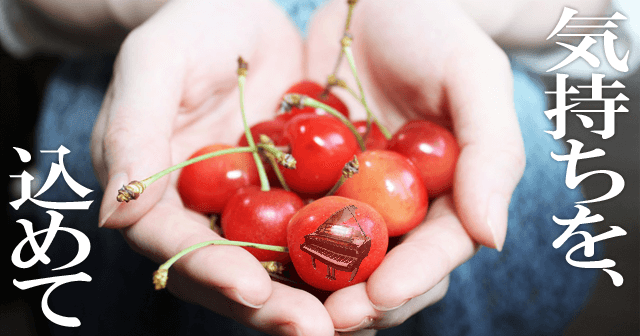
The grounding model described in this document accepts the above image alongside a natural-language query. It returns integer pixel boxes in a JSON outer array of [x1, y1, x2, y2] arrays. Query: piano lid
[[314, 205, 369, 242]]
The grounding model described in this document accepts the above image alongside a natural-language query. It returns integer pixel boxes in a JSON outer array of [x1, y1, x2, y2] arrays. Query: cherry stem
[[344, 0, 357, 31], [153, 239, 289, 290], [326, 0, 359, 91], [273, 145, 289, 152], [329, 75, 360, 102], [266, 154, 290, 191], [261, 261, 285, 274], [325, 155, 359, 197], [237, 57, 270, 192], [256, 140, 296, 169], [116, 146, 255, 202], [341, 38, 392, 141], [285, 94, 366, 151], [209, 214, 222, 236], [257, 135, 294, 192]]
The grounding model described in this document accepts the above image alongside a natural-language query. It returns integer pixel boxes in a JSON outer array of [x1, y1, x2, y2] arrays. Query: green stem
[[257, 143, 285, 162], [342, 45, 393, 140], [142, 146, 255, 186], [341, 82, 361, 102], [238, 72, 270, 192], [300, 96, 366, 151], [266, 154, 290, 191], [325, 175, 347, 197], [256, 137, 293, 191], [161, 240, 288, 271], [344, 0, 357, 32], [326, 0, 358, 90], [153, 239, 288, 290], [325, 155, 359, 197]]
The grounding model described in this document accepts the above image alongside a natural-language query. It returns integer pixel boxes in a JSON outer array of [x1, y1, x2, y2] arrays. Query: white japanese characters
[[547, 7, 630, 73], [545, 7, 629, 287], [10, 146, 93, 327]]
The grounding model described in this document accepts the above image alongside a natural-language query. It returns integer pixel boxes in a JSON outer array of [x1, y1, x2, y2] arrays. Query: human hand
[[305, 0, 526, 333], [91, 0, 335, 334]]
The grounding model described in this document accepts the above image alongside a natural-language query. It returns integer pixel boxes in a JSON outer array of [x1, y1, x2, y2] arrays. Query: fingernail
[[335, 317, 374, 332], [98, 172, 129, 227], [222, 288, 263, 309], [370, 298, 408, 312], [487, 193, 509, 252], [276, 323, 302, 336]]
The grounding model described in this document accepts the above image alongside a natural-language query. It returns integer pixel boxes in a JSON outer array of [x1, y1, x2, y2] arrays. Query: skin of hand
[[91, 0, 336, 335], [305, 0, 526, 333]]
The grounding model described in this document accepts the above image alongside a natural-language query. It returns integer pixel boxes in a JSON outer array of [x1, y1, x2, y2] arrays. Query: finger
[[326, 276, 448, 333], [370, 275, 448, 330], [444, 36, 525, 251], [365, 196, 475, 311], [92, 29, 187, 229], [326, 283, 377, 332], [337, 329, 377, 336], [169, 274, 335, 336], [122, 188, 274, 309]]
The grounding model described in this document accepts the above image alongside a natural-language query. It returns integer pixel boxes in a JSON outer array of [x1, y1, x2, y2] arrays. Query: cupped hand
[[91, 0, 334, 334], [306, 0, 525, 333]]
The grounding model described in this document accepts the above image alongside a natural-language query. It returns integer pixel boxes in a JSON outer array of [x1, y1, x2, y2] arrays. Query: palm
[[304, 0, 522, 332], [94, 0, 337, 334]]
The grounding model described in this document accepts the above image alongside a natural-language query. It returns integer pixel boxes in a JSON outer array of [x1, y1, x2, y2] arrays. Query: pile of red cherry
[[177, 81, 459, 292]]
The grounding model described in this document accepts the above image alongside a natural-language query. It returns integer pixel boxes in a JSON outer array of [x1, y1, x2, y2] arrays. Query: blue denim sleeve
[[25, 1, 598, 334]]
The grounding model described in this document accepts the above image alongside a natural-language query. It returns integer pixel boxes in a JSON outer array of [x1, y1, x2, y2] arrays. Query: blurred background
[[2, 33, 638, 336]]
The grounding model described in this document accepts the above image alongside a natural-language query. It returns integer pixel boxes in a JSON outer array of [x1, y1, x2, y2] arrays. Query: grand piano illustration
[[300, 205, 371, 281]]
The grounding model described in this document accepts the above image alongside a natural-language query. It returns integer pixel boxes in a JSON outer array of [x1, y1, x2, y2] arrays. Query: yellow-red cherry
[[287, 196, 388, 291], [387, 120, 459, 198], [177, 144, 259, 214], [335, 150, 428, 237]]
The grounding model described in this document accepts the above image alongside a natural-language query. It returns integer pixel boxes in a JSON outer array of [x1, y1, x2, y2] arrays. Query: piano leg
[[326, 265, 336, 280], [349, 266, 359, 282], [311, 257, 316, 269]]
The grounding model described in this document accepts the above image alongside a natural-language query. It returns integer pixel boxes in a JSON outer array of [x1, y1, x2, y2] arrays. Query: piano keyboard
[[301, 243, 358, 270]]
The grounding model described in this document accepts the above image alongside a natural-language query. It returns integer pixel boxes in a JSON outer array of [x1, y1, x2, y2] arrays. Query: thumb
[[446, 45, 525, 251], [92, 35, 184, 229]]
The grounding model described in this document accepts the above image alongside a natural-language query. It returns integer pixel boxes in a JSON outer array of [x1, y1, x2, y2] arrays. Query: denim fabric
[[25, 1, 598, 335]]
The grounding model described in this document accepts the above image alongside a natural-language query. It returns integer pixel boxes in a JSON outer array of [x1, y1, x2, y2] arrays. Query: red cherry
[[221, 186, 304, 263], [335, 150, 428, 237], [281, 114, 359, 195], [277, 81, 349, 122], [237, 119, 287, 188], [287, 196, 388, 291], [177, 144, 259, 214], [353, 120, 388, 150], [237, 119, 285, 147], [387, 120, 459, 197]]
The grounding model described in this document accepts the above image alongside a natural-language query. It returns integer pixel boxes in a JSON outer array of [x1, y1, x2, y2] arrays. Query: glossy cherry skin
[[237, 118, 285, 147], [287, 196, 388, 291], [387, 120, 459, 198], [177, 144, 259, 214], [281, 114, 359, 195], [276, 81, 349, 122], [353, 120, 388, 150], [335, 150, 428, 237], [222, 186, 304, 263], [237, 119, 287, 188]]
